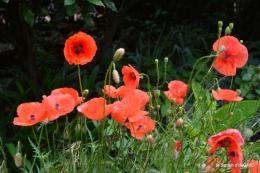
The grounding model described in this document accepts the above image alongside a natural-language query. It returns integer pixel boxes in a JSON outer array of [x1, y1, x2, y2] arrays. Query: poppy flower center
[[218, 138, 230, 147], [29, 115, 35, 120], [74, 44, 84, 55], [229, 151, 236, 158], [55, 103, 60, 111], [131, 73, 136, 79]]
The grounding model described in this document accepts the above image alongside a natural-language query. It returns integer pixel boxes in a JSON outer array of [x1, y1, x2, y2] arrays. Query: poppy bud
[[218, 45, 226, 53], [218, 21, 223, 28], [153, 89, 160, 98], [145, 135, 154, 143], [112, 69, 120, 84], [225, 26, 231, 35], [242, 128, 253, 141], [82, 89, 89, 97], [155, 59, 159, 64], [171, 98, 176, 104], [14, 152, 23, 168], [200, 163, 207, 171], [240, 40, 243, 44], [156, 105, 160, 110], [236, 89, 241, 95], [172, 149, 179, 160], [75, 123, 81, 133], [229, 23, 234, 30], [176, 118, 183, 128], [164, 57, 168, 63], [113, 48, 125, 62], [230, 112, 234, 116]]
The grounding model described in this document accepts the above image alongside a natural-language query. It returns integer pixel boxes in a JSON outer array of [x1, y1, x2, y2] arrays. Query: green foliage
[[22, 5, 34, 27]]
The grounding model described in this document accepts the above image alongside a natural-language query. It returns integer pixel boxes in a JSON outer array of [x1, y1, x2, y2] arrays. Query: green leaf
[[82, 12, 94, 26], [104, 0, 117, 12], [22, 5, 34, 27], [1, 0, 9, 3], [65, 3, 77, 17], [64, 0, 75, 6], [211, 100, 260, 133], [242, 73, 252, 81], [5, 143, 16, 157], [87, 0, 104, 7]]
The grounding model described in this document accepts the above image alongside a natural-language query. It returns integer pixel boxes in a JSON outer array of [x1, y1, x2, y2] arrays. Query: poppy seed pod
[[112, 69, 120, 83], [14, 152, 23, 168], [113, 48, 125, 62]]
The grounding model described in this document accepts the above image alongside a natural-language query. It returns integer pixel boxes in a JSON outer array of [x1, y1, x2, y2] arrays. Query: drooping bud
[[243, 128, 254, 141], [82, 89, 89, 98], [112, 69, 120, 83], [218, 21, 223, 28], [229, 23, 234, 30], [145, 135, 154, 143], [113, 48, 125, 62], [225, 26, 231, 35], [164, 57, 168, 63], [176, 118, 183, 128], [172, 149, 179, 160], [218, 45, 226, 53], [14, 152, 23, 168]]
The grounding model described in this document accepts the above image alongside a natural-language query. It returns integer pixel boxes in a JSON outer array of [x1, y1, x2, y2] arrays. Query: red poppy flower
[[111, 95, 149, 124], [116, 85, 135, 98], [247, 160, 260, 173], [213, 36, 248, 76], [102, 85, 118, 98], [133, 89, 150, 110], [42, 94, 75, 121], [63, 31, 97, 65], [124, 116, 155, 140], [51, 87, 83, 106], [122, 64, 140, 89], [205, 156, 222, 172], [212, 89, 243, 102], [174, 140, 181, 151], [77, 97, 112, 120], [164, 80, 188, 105], [207, 129, 244, 173], [13, 102, 48, 126]]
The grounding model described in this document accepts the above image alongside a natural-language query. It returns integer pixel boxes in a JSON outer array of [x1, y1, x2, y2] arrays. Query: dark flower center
[[131, 73, 136, 79], [55, 103, 60, 111], [229, 151, 236, 158], [74, 44, 84, 55], [30, 115, 35, 120], [137, 125, 142, 130]]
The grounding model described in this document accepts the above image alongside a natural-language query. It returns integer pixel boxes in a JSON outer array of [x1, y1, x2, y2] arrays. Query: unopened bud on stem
[[113, 48, 125, 62]]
